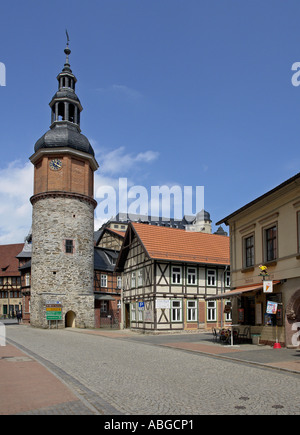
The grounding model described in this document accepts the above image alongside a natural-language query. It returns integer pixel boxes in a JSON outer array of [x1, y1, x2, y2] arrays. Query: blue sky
[[1, 0, 300, 243]]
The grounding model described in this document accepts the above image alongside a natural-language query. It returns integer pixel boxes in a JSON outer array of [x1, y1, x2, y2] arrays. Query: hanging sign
[[263, 280, 273, 293], [266, 301, 278, 314]]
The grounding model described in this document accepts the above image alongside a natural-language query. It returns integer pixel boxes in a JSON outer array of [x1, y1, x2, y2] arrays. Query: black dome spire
[[34, 35, 95, 156]]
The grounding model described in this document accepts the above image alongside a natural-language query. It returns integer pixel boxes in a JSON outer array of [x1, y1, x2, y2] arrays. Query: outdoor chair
[[239, 326, 250, 343], [233, 328, 239, 344], [212, 328, 221, 343]]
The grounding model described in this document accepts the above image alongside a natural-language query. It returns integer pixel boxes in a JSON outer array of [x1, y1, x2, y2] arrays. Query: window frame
[[137, 269, 143, 287], [100, 300, 108, 313], [101, 274, 108, 288], [225, 270, 230, 287], [117, 276, 122, 289], [207, 269, 216, 287], [171, 299, 182, 322], [206, 300, 217, 322], [65, 239, 74, 254], [187, 267, 197, 286], [263, 223, 278, 263], [131, 303, 136, 322], [131, 271, 136, 289], [171, 266, 182, 285], [186, 299, 197, 322], [243, 233, 255, 268]]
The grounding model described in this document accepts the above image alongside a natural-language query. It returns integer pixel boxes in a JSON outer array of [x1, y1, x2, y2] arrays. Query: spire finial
[[66, 29, 70, 46], [64, 29, 71, 66]]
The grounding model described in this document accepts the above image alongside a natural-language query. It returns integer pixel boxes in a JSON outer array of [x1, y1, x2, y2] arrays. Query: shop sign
[[263, 280, 273, 293], [266, 301, 278, 314]]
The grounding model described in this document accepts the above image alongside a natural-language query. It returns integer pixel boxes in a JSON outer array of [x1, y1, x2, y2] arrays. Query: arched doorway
[[285, 289, 300, 347], [65, 310, 76, 328]]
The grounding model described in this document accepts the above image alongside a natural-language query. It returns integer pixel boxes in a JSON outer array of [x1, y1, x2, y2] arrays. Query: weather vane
[[66, 29, 70, 46]]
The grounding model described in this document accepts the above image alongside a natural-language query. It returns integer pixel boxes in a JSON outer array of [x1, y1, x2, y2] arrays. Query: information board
[[46, 301, 62, 321]]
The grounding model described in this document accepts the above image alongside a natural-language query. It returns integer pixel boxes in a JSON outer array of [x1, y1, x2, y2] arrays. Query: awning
[[205, 281, 281, 301], [94, 294, 115, 301]]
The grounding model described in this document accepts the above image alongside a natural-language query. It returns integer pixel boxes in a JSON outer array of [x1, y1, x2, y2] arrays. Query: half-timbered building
[[116, 222, 230, 331], [0, 244, 24, 318]]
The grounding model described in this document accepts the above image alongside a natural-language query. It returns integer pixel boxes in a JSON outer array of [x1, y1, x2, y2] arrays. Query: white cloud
[[96, 146, 159, 176], [0, 161, 33, 244], [0, 145, 160, 243]]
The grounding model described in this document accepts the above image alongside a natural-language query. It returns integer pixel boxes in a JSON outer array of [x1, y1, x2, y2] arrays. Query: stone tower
[[29, 40, 98, 328]]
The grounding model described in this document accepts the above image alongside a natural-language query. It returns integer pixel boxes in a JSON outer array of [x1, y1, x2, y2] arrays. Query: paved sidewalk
[[69, 328, 300, 374], [0, 342, 96, 415], [1, 326, 299, 415]]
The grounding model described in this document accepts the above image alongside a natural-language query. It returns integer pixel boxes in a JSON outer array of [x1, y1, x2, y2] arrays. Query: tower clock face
[[49, 159, 62, 171]]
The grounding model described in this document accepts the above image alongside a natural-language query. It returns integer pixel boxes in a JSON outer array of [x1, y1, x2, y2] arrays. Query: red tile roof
[[0, 244, 24, 277], [131, 223, 230, 265]]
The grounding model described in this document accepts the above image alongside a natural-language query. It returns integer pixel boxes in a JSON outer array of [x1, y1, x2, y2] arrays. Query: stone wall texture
[[30, 194, 95, 328]]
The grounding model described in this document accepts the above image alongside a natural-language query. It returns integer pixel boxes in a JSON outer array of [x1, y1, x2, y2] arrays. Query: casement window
[[171, 299, 182, 322], [224, 299, 232, 322], [131, 271, 136, 288], [225, 271, 230, 287], [100, 301, 108, 313], [207, 269, 216, 286], [244, 235, 254, 267], [187, 267, 197, 285], [264, 225, 277, 262], [101, 274, 107, 288], [187, 300, 197, 322], [131, 303, 136, 321], [138, 269, 143, 287], [65, 239, 74, 254], [207, 300, 216, 321], [171, 266, 182, 284], [117, 276, 122, 289]]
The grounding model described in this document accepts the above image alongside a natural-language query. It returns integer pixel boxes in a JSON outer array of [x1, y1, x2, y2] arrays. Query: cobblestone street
[[4, 325, 300, 415]]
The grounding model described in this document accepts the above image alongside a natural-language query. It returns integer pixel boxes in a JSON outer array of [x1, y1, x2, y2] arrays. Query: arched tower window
[[57, 102, 65, 121]]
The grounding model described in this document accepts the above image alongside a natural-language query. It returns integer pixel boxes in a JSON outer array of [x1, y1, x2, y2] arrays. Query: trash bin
[[251, 334, 260, 345]]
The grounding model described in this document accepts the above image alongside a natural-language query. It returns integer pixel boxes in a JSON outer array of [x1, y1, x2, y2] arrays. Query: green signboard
[[46, 311, 62, 320], [46, 302, 62, 321]]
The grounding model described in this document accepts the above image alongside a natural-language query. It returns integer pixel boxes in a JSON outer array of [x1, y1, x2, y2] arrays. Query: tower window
[[65, 239, 74, 254], [69, 104, 75, 123], [57, 102, 65, 121]]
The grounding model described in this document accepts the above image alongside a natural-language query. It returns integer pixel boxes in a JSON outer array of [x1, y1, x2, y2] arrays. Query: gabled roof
[[117, 223, 229, 270], [95, 227, 125, 247], [0, 244, 24, 277]]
